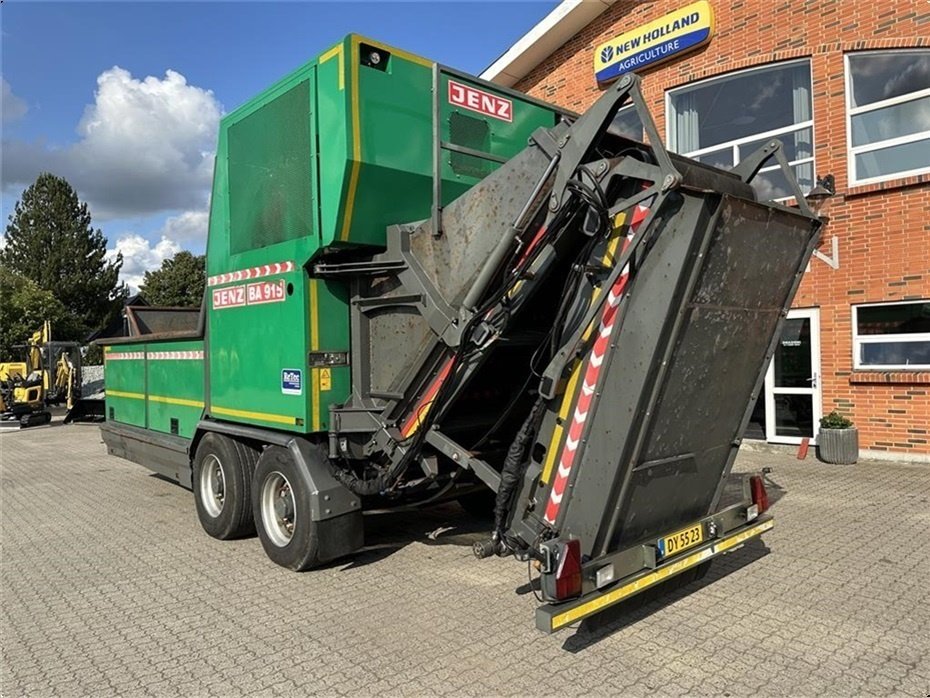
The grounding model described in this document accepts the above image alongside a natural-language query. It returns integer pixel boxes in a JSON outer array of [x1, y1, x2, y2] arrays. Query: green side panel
[[145, 339, 204, 439], [207, 65, 322, 280], [317, 41, 351, 252], [208, 269, 311, 431], [228, 79, 313, 255], [309, 278, 351, 431], [314, 35, 564, 249], [207, 129, 231, 277], [103, 345, 146, 428], [333, 38, 433, 247], [438, 72, 559, 192]]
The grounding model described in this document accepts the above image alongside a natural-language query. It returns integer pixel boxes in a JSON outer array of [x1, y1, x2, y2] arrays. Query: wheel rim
[[199, 454, 226, 518], [261, 471, 296, 547]]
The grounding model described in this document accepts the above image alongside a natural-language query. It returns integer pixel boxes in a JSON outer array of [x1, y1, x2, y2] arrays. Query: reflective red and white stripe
[[105, 351, 145, 361], [543, 204, 650, 526], [105, 351, 203, 361], [147, 351, 204, 360], [207, 261, 295, 287]]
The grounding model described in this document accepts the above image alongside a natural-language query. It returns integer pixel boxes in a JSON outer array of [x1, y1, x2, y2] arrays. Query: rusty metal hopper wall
[[539, 189, 820, 558], [363, 145, 552, 397], [126, 306, 201, 336]]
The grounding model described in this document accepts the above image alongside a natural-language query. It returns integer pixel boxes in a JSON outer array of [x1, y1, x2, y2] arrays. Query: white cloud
[[160, 209, 209, 244], [106, 234, 182, 293], [2, 67, 221, 219], [1, 78, 27, 123]]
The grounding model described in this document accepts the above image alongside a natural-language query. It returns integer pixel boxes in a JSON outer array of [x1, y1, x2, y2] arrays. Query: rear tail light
[[554, 538, 583, 601], [749, 474, 769, 514]]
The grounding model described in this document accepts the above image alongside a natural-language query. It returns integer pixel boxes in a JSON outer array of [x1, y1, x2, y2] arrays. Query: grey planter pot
[[818, 428, 859, 464]]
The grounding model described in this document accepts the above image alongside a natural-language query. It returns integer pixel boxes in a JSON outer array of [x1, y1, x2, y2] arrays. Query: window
[[667, 61, 814, 201], [852, 300, 930, 369], [846, 50, 930, 185]]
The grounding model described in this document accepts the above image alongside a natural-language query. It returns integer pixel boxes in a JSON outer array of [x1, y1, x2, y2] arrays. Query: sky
[[1, 0, 559, 289]]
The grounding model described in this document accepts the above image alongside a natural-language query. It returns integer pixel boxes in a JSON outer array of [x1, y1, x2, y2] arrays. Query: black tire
[[458, 488, 496, 519], [252, 447, 321, 571], [192, 432, 257, 540]]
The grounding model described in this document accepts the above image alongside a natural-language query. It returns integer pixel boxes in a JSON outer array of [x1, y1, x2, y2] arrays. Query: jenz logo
[[447, 81, 513, 122]]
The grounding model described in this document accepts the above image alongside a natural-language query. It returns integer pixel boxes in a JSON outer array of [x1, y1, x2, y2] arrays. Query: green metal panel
[[316, 36, 562, 249], [316, 38, 353, 250], [145, 340, 204, 438], [228, 80, 314, 255], [209, 64, 321, 277], [335, 36, 434, 247], [103, 345, 146, 427], [308, 278, 351, 432], [206, 65, 320, 433], [208, 268, 309, 431], [438, 71, 559, 190]]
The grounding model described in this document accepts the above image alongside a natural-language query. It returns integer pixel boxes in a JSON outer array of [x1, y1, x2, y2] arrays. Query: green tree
[[0, 267, 74, 360], [139, 251, 205, 307], [1, 173, 126, 340]]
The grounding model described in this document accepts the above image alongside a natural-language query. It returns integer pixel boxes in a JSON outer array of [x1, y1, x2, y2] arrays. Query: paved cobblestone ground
[[2, 423, 929, 696]]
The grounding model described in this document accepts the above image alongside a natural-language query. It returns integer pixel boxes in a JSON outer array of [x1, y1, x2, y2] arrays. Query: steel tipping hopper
[[500, 75, 822, 631]]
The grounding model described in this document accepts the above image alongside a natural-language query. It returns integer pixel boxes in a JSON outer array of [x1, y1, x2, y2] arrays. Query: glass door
[[765, 308, 822, 444]]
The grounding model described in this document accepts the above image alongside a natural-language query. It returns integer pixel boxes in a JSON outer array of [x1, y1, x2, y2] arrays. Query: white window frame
[[845, 50, 930, 187], [852, 299, 930, 370], [665, 59, 815, 202]]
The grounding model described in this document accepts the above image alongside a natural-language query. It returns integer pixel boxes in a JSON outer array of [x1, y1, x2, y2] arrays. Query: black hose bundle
[[330, 459, 402, 497], [492, 397, 546, 537]]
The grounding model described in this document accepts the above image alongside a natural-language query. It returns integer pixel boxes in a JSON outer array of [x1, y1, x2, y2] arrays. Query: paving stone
[[1, 425, 929, 695]]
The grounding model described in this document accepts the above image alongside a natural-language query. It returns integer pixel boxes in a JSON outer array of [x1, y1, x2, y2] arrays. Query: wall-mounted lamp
[[807, 173, 839, 269], [807, 173, 836, 201]]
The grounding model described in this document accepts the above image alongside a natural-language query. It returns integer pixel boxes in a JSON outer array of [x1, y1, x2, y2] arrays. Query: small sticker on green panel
[[282, 369, 303, 395], [320, 368, 332, 391]]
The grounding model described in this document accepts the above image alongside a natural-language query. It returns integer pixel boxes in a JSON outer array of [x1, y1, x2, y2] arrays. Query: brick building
[[483, 0, 929, 460]]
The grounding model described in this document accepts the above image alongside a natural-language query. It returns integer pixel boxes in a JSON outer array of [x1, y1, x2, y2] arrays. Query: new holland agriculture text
[[594, 1, 715, 83]]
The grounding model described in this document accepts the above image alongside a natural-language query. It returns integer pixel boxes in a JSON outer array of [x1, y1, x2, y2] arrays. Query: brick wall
[[514, 0, 930, 454]]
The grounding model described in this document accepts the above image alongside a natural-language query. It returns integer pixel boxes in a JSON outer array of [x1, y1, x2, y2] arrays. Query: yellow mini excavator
[[0, 322, 81, 429]]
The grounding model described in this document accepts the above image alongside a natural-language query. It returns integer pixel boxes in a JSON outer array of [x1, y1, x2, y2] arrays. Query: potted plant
[[818, 411, 858, 464]]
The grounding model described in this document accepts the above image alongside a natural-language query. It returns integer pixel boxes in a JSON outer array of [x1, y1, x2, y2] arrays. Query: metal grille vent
[[448, 111, 494, 180], [228, 80, 312, 254]]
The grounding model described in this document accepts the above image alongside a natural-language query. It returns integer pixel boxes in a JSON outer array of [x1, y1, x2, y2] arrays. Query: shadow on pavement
[[762, 471, 787, 509], [560, 538, 770, 653], [325, 501, 493, 571]]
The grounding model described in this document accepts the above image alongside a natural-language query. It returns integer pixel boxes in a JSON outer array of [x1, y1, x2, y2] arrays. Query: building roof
[[480, 0, 618, 86]]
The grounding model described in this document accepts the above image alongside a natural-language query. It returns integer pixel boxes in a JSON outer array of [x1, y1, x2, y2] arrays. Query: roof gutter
[[480, 0, 618, 87]]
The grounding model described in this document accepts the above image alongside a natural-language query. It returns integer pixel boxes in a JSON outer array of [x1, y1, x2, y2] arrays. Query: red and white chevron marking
[[543, 203, 650, 527], [147, 351, 204, 360], [105, 350, 203, 361], [105, 351, 145, 361], [207, 261, 295, 287]]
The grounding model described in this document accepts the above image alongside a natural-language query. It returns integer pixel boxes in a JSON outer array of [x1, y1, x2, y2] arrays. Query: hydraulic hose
[[330, 465, 393, 497], [493, 397, 546, 537]]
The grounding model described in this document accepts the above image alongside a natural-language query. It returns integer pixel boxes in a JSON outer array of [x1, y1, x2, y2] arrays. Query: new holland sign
[[594, 2, 714, 83]]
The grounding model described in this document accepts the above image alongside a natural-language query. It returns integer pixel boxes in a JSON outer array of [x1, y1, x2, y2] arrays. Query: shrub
[[820, 411, 853, 430]]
